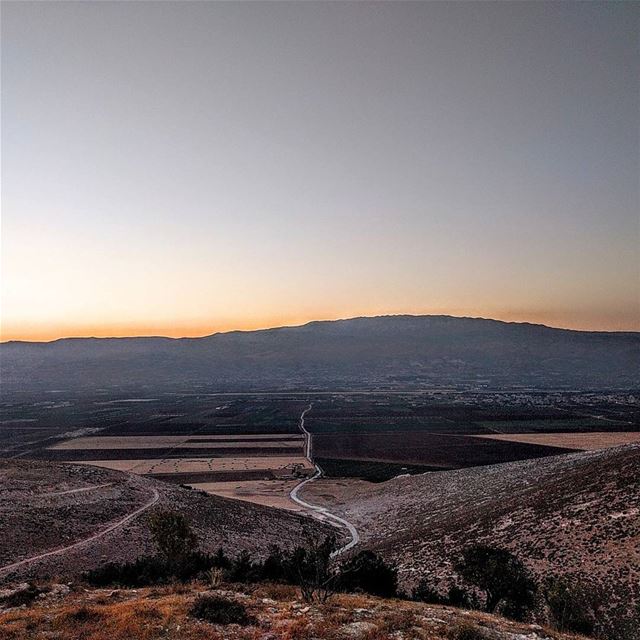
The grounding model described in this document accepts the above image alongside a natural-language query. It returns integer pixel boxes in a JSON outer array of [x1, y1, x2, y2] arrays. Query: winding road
[[289, 404, 360, 556], [0, 486, 160, 575]]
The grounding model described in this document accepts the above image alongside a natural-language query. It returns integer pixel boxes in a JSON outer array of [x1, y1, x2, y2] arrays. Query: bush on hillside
[[148, 510, 198, 565], [84, 551, 220, 587], [338, 550, 398, 597], [288, 534, 339, 603], [412, 577, 477, 609], [189, 595, 255, 626], [454, 545, 536, 620]]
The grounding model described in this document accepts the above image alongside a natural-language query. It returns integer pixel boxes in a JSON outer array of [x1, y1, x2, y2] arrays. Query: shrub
[[227, 550, 260, 583], [338, 550, 397, 597], [454, 545, 536, 620], [189, 595, 255, 626], [260, 546, 287, 583], [447, 585, 477, 609], [84, 551, 217, 587], [412, 577, 446, 604], [288, 534, 339, 603], [212, 547, 231, 570], [412, 578, 477, 609], [543, 577, 596, 635], [148, 510, 198, 564]]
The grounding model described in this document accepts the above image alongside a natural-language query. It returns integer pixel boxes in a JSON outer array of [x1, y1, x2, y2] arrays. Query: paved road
[[0, 486, 160, 575], [289, 404, 360, 556]]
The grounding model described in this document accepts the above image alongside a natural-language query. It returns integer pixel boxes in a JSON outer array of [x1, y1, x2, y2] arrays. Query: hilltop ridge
[[1, 315, 638, 391]]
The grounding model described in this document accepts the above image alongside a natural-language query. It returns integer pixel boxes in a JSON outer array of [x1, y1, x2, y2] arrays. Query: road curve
[[289, 404, 360, 556], [0, 486, 160, 575]]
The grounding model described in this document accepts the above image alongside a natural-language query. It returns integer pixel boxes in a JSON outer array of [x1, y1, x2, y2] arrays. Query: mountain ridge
[[2, 315, 638, 391], [3, 314, 639, 345]]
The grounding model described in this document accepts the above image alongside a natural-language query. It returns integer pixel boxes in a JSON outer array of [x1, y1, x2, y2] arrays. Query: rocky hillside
[[302, 445, 640, 631], [0, 582, 585, 640], [0, 461, 331, 584]]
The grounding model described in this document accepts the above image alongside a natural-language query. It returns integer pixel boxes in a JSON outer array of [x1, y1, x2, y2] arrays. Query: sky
[[2, 1, 639, 341]]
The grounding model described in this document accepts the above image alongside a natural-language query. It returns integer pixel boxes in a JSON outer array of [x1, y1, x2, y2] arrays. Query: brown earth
[[473, 432, 640, 450]]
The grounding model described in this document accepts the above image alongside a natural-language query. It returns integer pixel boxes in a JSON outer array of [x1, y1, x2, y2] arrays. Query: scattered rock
[[340, 621, 378, 637]]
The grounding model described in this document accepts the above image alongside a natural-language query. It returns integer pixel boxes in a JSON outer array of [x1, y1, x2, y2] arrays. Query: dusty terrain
[[189, 479, 305, 510], [0, 460, 332, 585], [473, 432, 640, 450], [0, 582, 585, 640], [302, 445, 640, 628]]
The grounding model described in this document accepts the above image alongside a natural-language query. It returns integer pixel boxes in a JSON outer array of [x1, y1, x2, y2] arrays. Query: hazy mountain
[[1, 315, 638, 391]]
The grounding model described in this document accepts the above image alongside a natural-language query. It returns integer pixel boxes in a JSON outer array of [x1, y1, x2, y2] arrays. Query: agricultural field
[[1, 389, 638, 489], [474, 431, 640, 449], [304, 392, 640, 480], [0, 395, 315, 511]]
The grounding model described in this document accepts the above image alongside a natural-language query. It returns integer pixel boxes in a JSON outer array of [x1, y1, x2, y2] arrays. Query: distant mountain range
[[1, 315, 638, 391]]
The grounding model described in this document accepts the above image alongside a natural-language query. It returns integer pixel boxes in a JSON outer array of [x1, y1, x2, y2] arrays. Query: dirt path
[[0, 487, 160, 575], [289, 404, 360, 556], [39, 483, 113, 498]]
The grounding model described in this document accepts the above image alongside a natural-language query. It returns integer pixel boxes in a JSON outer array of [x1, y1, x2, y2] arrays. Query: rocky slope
[[302, 445, 640, 631], [0, 460, 332, 584]]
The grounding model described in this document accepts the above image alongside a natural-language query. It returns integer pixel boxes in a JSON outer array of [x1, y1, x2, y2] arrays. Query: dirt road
[[289, 404, 360, 556], [0, 486, 160, 575]]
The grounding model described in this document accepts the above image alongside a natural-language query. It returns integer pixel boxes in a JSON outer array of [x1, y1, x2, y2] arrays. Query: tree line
[[84, 510, 636, 639]]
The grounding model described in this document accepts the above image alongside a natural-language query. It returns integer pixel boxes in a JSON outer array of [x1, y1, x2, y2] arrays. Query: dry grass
[[0, 583, 584, 640]]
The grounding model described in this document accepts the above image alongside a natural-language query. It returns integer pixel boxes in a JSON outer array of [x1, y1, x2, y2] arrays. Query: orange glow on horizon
[[2, 307, 638, 343]]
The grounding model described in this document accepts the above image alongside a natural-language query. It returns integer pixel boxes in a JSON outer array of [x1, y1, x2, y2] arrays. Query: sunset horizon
[[3, 2, 638, 345], [3, 307, 639, 344]]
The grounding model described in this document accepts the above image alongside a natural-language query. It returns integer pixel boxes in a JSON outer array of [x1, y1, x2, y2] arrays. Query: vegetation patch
[[189, 595, 255, 626]]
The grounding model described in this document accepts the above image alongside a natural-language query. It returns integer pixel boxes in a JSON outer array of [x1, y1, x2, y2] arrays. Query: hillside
[[301, 445, 640, 630], [0, 582, 585, 640], [1, 315, 638, 391], [0, 460, 332, 584]]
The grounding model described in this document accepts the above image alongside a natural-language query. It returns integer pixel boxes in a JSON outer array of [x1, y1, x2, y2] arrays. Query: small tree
[[212, 547, 231, 570], [228, 550, 259, 583], [288, 533, 339, 603], [148, 510, 198, 565], [454, 545, 536, 620], [261, 546, 287, 583], [339, 550, 397, 597]]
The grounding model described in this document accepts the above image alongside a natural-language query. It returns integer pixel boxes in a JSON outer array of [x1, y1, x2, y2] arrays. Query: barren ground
[[0, 460, 332, 585], [473, 432, 640, 450]]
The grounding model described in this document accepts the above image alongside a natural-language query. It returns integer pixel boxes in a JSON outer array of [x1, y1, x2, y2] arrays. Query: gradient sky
[[2, 1, 639, 341]]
